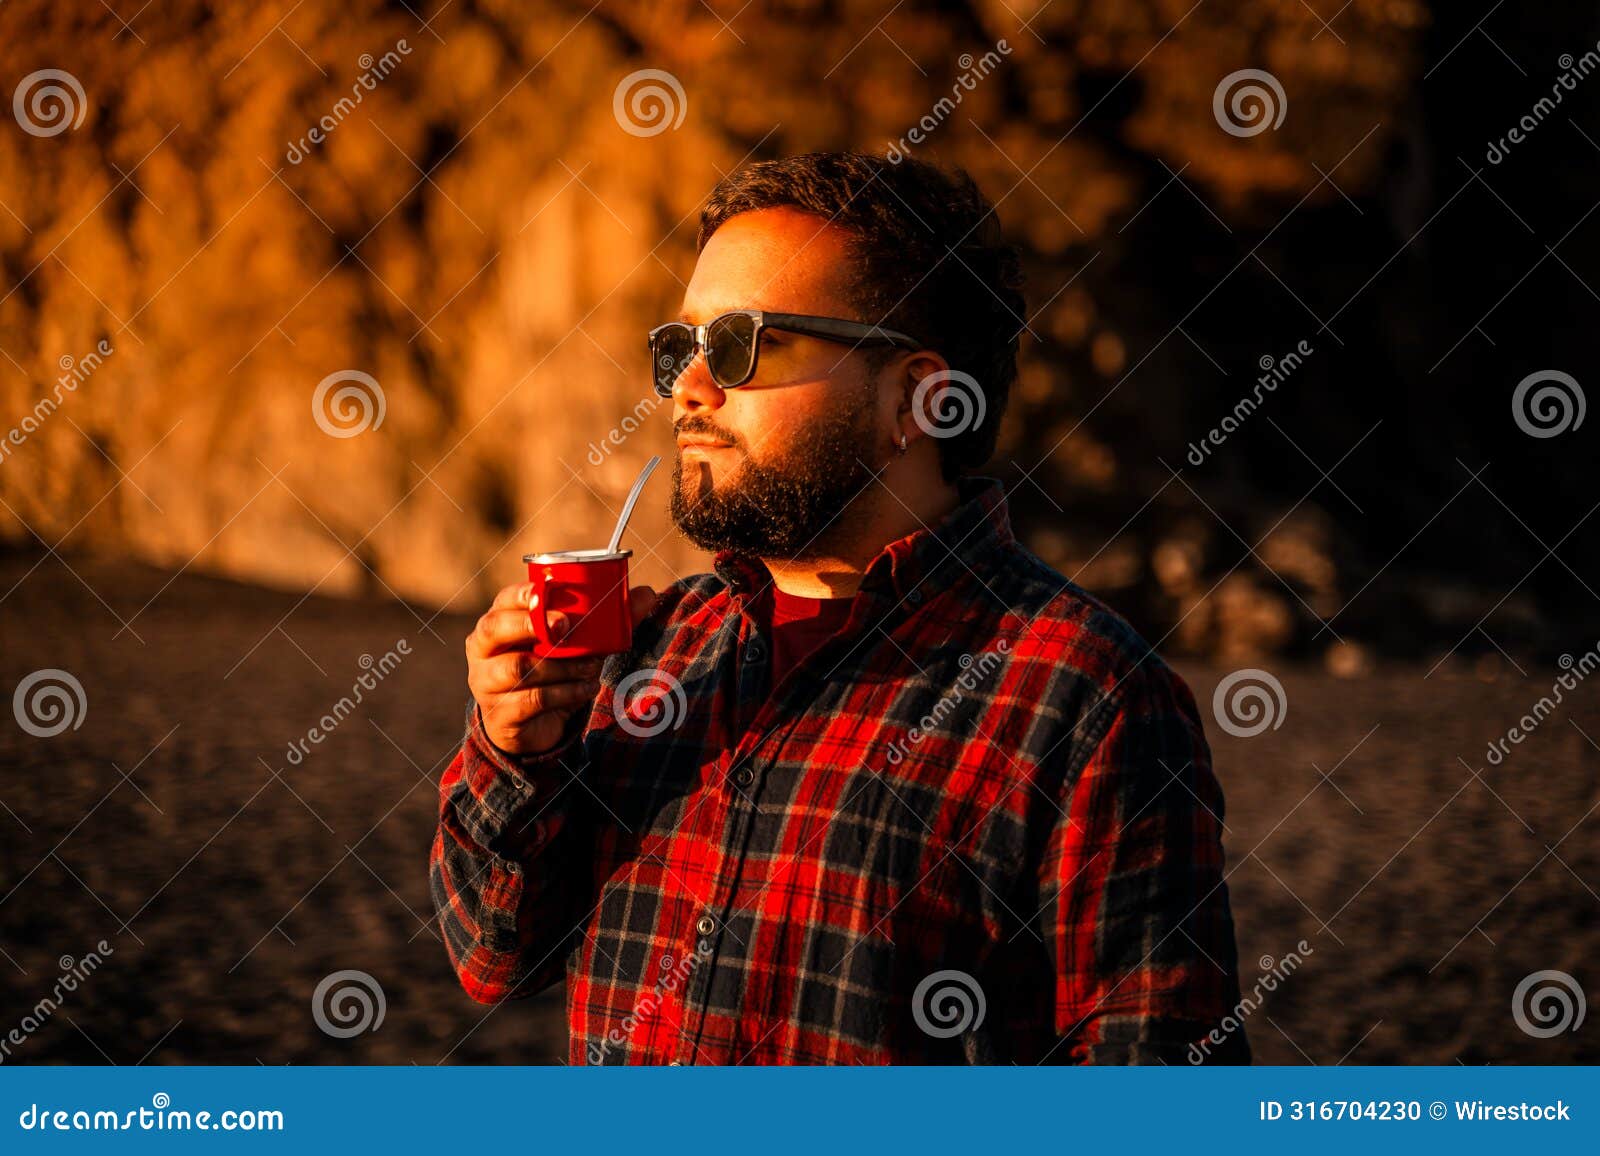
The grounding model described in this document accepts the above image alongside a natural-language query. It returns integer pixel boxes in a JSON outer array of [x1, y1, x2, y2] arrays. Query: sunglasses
[[648, 309, 921, 398]]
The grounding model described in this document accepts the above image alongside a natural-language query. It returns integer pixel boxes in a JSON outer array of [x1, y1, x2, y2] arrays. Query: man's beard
[[670, 391, 879, 559]]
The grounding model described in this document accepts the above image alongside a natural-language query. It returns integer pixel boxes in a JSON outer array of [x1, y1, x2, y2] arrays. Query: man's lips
[[677, 437, 734, 450]]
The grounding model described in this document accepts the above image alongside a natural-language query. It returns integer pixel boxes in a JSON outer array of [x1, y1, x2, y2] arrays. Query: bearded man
[[431, 151, 1249, 1065]]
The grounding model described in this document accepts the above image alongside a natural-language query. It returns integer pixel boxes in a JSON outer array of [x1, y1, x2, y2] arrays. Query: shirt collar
[[711, 475, 1014, 610]]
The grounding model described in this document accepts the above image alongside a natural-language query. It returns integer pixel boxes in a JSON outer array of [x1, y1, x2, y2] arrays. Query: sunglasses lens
[[706, 313, 758, 387], [651, 324, 695, 396]]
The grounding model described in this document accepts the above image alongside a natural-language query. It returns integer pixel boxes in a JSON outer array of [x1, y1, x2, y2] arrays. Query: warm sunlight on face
[[667, 208, 893, 557]]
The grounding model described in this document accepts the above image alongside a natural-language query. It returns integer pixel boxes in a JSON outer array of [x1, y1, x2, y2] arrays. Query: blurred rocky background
[[1, 0, 1593, 665], [2, 0, 1598, 1066]]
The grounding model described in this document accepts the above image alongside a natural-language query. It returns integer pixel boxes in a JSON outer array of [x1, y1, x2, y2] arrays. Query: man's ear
[[897, 350, 953, 430], [896, 347, 966, 441]]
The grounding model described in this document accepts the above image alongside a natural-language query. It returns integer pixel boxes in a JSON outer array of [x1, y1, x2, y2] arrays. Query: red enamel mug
[[523, 548, 633, 659]]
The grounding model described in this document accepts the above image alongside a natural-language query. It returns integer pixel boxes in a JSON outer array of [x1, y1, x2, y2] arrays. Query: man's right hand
[[466, 581, 660, 757]]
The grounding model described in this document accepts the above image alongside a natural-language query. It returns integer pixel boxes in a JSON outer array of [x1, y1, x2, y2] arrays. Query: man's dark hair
[[697, 151, 1025, 482]]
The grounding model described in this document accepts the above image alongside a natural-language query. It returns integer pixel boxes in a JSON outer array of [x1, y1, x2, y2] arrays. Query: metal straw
[[606, 454, 661, 555]]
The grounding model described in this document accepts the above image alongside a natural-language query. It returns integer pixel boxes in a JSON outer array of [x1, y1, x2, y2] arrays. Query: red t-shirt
[[766, 586, 856, 687]]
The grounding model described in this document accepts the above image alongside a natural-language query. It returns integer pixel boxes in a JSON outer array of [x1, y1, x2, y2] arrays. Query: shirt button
[[695, 914, 716, 936], [732, 766, 754, 788]]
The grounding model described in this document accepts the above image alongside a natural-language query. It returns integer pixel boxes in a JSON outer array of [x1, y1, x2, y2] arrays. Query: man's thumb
[[628, 585, 660, 628]]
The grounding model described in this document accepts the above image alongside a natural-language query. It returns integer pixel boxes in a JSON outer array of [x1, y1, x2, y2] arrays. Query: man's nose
[[671, 350, 726, 414]]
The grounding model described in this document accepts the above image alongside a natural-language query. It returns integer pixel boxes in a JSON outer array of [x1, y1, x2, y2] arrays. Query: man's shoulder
[[976, 541, 1198, 728], [958, 545, 1211, 803], [977, 543, 1153, 666]]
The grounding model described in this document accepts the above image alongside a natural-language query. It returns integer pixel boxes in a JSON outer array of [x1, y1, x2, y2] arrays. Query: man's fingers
[[470, 651, 535, 696], [468, 604, 579, 657], [490, 581, 535, 612], [467, 607, 532, 657], [629, 585, 660, 628], [512, 679, 598, 719], [472, 650, 602, 695], [479, 675, 595, 723], [474, 581, 615, 755]]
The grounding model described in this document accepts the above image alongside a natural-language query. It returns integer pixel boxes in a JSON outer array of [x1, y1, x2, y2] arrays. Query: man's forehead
[[679, 208, 855, 320]]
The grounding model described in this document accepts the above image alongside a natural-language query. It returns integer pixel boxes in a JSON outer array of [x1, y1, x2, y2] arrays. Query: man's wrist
[[467, 701, 583, 790]]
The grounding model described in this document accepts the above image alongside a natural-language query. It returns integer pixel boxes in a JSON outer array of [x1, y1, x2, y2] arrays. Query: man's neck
[[763, 477, 962, 598]]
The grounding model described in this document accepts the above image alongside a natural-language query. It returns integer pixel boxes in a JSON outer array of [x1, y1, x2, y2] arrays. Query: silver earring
[[898, 433, 908, 454]]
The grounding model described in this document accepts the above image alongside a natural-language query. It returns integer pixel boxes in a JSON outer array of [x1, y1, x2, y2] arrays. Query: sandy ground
[[1, 550, 1595, 1065]]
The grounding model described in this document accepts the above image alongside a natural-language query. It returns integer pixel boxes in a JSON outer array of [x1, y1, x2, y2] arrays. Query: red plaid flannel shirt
[[430, 476, 1249, 1064]]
